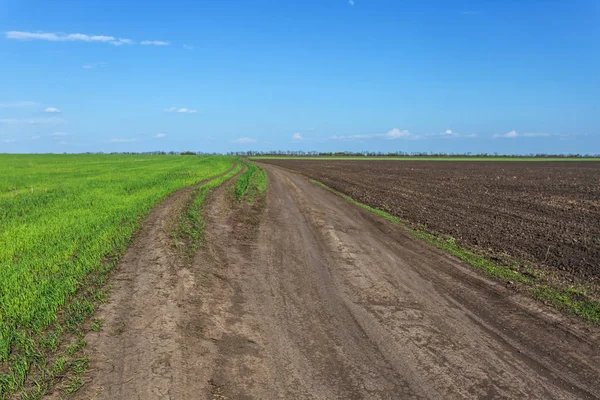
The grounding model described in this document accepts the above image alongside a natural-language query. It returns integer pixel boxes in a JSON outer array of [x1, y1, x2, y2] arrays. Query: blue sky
[[0, 0, 598, 154]]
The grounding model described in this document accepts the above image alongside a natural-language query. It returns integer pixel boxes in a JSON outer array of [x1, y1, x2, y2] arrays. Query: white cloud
[[523, 132, 550, 137], [5, 31, 168, 47], [232, 137, 257, 143], [183, 44, 193, 50], [44, 107, 61, 113], [0, 101, 38, 108], [1, 139, 16, 143], [31, 135, 41, 140], [82, 62, 107, 69], [65, 33, 114, 42], [385, 128, 411, 138], [109, 138, 136, 143], [165, 107, 198, 113], [154, 133, 167, 138], [433, 129, 477, 139], [0, 117, 65, 125], [28, 117, 65, 125], [494, 131, 567, 139], [292, 132, 303, 141], [6, 31, 116, 42], [348, 0, 355, 5], [51, 132, 69, 136], [494, 130, 519, 138], [110, 38, 135, 46], [331, 128, 416, 141], [141, 40, 169, 46]]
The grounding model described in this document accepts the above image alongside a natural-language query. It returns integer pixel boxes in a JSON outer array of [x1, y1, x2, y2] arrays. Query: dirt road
[[73, 164, 600, 399]]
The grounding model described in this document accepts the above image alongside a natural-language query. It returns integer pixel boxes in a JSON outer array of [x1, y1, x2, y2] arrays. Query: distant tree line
[[225, 151, 600, 158], [71, 150, 599, 158]]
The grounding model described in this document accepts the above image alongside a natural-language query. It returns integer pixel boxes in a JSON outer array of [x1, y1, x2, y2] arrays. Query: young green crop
[[234, 162, 267, 202], [234, 162, 256, 199], [0, 154, 235, 396], [174, 162, 243, 255]]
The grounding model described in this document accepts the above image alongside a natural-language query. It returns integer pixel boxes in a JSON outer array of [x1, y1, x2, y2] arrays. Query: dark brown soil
[[260, 160, 600, 282]]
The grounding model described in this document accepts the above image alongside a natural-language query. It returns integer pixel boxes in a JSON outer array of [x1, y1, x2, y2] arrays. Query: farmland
[[1, 156, 600, 399], [258, 159, 600, 315], [0, 154, 235, 396]]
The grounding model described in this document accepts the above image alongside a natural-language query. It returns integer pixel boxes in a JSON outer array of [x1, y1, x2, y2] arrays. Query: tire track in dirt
[[71, 163, 600, 399], [68, 166, 241, 400], [190, 164, 600, 399]]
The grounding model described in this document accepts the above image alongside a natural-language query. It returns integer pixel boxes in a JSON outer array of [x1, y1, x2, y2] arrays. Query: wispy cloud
[[6, 31, 167, 47], [0, 101, 38, 108], [6, 31, 114, 42], [110, 38, 134, 46], [82, 62, 107, 69], [51, 131, 69, 136], [0, 117, 65, 125], [141, 40, 169, 46], [494, 130, 519, 138], [109, 138, 136, 143], [165, 107, 198, 113], [154, 133, 167, 138], [461, 10, 479, 15], [183, 44, 193, 50], [31, 136, 41, 140], [433, 129, 477, 139], [494, 131, 575, 139], [348, 0, 355, 5], [523, 132, 550, 137], [331, 128, 417, 141], [232, 137, 257, 144], [44, 107, 61, 113], [29, 117, 65, 125], [1, 139, 16, 143], [292, 132, 303, 141]]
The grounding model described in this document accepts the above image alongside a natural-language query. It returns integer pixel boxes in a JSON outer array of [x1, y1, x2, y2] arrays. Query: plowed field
[[259, 159, 600, 281]]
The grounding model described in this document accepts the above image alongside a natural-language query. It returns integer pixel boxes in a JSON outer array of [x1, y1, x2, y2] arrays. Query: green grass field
[[0, 154, 235, 396], [251, 156, 600, 161]]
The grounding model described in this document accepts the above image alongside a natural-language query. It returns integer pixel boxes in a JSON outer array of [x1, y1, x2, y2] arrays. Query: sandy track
[[73, 164, 600, 400]]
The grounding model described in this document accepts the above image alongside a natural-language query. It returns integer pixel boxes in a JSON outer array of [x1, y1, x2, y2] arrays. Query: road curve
[[74, 163, 600, 400]]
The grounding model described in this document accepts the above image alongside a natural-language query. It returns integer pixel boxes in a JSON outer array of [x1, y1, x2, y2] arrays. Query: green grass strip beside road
[[310, 179, 600, 325]]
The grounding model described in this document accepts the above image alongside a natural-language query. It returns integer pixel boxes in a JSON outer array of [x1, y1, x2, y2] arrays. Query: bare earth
[[71, 164, 600, 400]]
